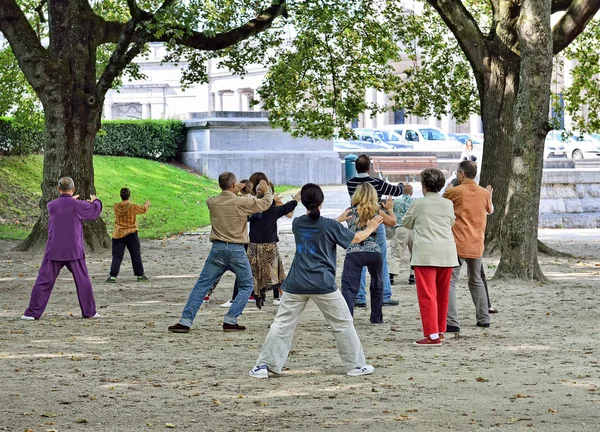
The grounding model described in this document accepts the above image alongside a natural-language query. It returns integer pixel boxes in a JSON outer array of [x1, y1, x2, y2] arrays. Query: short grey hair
[[420, 168, 446, 193], [218, 172, 236, 190], [58, 177, 74, 191]]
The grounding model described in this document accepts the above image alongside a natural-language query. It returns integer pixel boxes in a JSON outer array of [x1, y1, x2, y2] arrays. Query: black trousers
[[110, 232, 144, 277], [341, 252, 384, 323]]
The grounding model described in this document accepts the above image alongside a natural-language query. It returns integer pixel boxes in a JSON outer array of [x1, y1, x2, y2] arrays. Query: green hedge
[[0, 119, 185, 161], [94, 120, 185, 161], [0, 117, 44, 155]]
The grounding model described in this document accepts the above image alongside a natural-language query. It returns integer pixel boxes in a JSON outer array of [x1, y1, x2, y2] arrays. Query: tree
[[2, 0, 599, 280], [0, 0, 288, 250], [258, 0, 600, 280]]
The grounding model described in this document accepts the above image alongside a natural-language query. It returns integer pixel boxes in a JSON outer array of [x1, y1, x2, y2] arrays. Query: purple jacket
[[44, 194, 103, 261]]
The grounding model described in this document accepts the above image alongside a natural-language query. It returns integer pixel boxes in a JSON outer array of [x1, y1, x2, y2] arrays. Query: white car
[[564, 132, 600, 159], [544, 131, 568, 159], [378, 124, 460, 151]]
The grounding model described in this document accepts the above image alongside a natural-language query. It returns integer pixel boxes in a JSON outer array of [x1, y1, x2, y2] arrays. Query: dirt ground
[[0, 232, 599, 432]]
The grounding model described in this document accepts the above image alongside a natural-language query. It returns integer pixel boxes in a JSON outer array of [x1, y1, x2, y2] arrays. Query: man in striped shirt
[[346, 154, 404, 308]]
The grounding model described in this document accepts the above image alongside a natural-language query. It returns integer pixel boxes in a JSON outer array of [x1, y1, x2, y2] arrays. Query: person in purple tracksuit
[[22, 177, 103, 320]]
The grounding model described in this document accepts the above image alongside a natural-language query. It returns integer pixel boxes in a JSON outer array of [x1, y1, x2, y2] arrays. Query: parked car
[[333, 140, 364, 152], [544, 131, 568, 159], [451, 133, 483, 146], [353, 128, 413, 149], [564, 132, 600, 159], [378, 124, 460, 150], [333, 138, 393, 151]]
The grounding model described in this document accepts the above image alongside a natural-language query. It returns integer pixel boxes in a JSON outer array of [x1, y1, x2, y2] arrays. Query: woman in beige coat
[[402, 168, 458, 346]]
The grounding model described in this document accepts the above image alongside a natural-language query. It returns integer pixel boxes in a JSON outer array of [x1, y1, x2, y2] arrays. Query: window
[[418, 128, 446, 141]]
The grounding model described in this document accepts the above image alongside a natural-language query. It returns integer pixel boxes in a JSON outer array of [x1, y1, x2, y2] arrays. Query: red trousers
[[414, 266, 452, 337]]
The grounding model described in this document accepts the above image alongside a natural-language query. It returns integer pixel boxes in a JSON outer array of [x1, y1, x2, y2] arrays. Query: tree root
[[537, 239, 574, 258]]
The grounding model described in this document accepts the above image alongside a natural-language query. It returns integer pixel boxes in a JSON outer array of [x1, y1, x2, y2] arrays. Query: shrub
[[0, 117, 44, 155], [94, 120, 185, 161]]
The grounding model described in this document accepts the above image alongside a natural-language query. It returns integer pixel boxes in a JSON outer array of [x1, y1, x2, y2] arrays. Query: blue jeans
[[179, 242, 253, 327], [356, 224, 392, 303]]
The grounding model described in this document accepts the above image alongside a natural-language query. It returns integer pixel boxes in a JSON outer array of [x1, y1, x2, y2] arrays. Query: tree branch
[[98, 0, 287, 51], [0, 0, 51, 90], [425, 0, 487, 78], [95, 0, 177, 99], [552, 0, 600, 54]]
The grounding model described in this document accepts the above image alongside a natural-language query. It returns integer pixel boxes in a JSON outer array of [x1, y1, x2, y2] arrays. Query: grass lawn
[[0, 155, 291, 240]]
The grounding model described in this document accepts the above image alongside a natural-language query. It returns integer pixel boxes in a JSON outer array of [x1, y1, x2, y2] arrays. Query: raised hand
[[145, 200, 151, 207], [292, 190, 301, 202], [382, 197, 394, 212], [87, 195, 97, 203], [336, 208, 351, 223], [486, 185, 494, 196], [258, 179, 270, 194], [366, 215, 384, 231], [72, 195, 80, 200]]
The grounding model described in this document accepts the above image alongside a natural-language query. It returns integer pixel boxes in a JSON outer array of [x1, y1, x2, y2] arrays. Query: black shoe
[[389, 274, 395, 285], [223, 323, 246, 332], [408, 275, 416, 285], [382, 299, 399, 306], [446, 325, 461, 333], [476, 322, 490, 328], [488, 307, 499, 314], [168, 323, 190, 333], [354, 302, 367, 308]]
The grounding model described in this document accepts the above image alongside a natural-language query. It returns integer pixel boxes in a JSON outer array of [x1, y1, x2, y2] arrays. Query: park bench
[[371, 156, 444, 182]]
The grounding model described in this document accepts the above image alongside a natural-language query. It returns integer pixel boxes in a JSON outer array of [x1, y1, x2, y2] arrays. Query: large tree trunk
[[16, 100, 110, 252], [479, 51, 520, 254], [494, 0, 552, 281], [15, 0, 110, 252]]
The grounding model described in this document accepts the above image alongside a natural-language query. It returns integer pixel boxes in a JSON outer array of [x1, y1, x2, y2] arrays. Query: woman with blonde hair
[[341, 183, 396, 324]]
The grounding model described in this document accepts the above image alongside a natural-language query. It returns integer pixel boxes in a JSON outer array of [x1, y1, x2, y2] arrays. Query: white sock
[[430, 333, 439, 340]]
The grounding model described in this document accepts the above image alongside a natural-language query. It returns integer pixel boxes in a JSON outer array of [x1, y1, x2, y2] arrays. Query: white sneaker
[[249, 365, 269, 379], [20, 315, 35, 321], [273, 299, 281, 306], [220, 299, 233, 308], [90, 313, 101, 319], [347, 365, 375, 377]]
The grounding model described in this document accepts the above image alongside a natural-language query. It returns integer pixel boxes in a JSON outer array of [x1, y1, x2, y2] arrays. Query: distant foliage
[[94, 120, 185, 161], [0, 119, 185, 160], [0, 117, 44, 155]]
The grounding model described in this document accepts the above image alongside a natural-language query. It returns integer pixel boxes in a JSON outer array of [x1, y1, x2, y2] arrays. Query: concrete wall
[[178, 115, 341, 186], [539, 169, 600, 228]]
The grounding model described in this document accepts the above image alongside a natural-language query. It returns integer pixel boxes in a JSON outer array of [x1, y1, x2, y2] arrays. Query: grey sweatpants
[[447, 257, 490, 327], [255, 291, 366, 374]]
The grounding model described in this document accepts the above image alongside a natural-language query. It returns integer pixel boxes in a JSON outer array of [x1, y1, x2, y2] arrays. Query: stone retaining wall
[[539, 169, 600, 228]]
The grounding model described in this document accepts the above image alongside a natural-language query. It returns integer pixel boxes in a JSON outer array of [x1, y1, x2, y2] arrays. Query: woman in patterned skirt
[[341, 183, 396, 324], [246, 173, 300, 308]]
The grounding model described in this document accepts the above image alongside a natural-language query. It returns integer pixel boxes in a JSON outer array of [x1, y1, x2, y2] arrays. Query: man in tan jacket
[[443, 161, 493, 332], [168, 172, 273, 333]]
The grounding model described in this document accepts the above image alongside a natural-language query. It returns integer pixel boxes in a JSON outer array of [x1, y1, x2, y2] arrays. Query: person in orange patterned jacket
[[105, 187, 150, 283]]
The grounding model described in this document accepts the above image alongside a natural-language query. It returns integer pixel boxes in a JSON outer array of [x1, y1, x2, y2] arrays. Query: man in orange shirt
[[106, 188, 150, 283], [443, 161, 493, 331]]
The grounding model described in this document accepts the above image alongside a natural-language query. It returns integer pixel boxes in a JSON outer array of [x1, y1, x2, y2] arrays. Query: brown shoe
[[223, 323, 246, 332], [168, 323, 190, 333]]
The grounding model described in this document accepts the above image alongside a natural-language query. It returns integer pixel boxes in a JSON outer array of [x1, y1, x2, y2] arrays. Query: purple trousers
[[24, 258, 97, 319]]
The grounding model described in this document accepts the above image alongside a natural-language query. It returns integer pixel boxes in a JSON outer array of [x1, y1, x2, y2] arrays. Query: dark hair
[[248, 172, 269, 194], [355, 154, 371, 174], [301, 183, 324, 220], [420, 168, 446, 193], [218, 172, 236, 190], [120, 187, 131, 200], [457, 160, 477, 179]]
